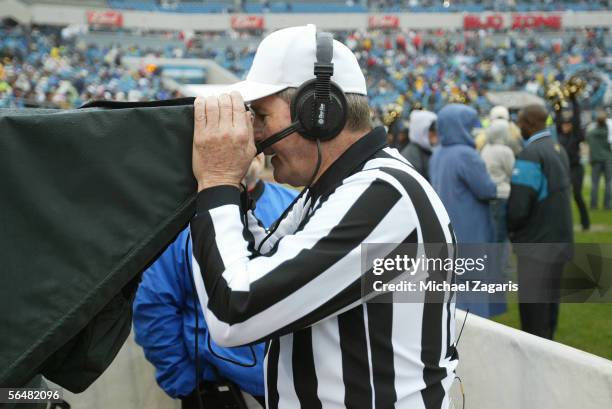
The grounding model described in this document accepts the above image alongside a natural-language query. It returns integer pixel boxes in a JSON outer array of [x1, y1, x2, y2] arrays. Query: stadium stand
[[19, 0, 610, 13], [20, 0, 108, 7], [104, 0, 240, 13], [0, 25, 177, 108], [103, 0, 609, 13], [1, 23, 610, 123]]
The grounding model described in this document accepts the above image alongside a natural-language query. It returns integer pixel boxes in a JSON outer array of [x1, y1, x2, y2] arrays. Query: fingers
[[191, 92, 255, 189], [193, 97, 206, 144], [230, 91, 246, 129], [205, 96, 219, 129], [195, 92, 251, 145], [245, 109, 254, 147], [219, 93, 233, 128]]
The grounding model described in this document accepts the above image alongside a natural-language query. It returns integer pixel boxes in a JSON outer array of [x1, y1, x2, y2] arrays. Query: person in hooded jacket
[[430, 104, 503, 318], [481, 121, 515, 243], [430, 104, 497, 243], [481, 122, 515, 309], [400, 109, 437, 180], [475, 105, 523, 155]]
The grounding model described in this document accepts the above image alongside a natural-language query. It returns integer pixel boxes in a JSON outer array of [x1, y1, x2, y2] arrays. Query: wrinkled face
[[250, 94, 317, 186]]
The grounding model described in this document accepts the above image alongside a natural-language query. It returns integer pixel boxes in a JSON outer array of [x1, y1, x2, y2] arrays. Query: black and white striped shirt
[[191, 127, 458, 409]]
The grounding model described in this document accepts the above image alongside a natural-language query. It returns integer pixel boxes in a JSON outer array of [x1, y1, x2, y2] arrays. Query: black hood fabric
[[0, 100, 197, 389]]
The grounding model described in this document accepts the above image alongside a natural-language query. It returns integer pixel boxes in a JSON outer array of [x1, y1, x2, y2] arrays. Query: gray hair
[[277, 88, 372, 133]]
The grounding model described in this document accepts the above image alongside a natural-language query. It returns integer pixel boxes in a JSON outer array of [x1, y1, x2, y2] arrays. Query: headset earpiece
[[290, 31, 348, 142], [291, 79, 347, 141]]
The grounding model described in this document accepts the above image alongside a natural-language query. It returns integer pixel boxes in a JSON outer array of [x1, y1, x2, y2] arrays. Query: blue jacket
[[430, 104, 497, 244], [133, 181, 297, 398]]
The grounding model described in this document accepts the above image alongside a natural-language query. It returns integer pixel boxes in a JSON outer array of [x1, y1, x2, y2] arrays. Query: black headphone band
[[316, 32, 333, 65], [288, 30, 347, 142], [314, 32, 334, 113]]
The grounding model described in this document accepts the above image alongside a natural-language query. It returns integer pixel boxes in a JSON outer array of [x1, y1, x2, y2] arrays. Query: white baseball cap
[[225, 24, 367, 102]]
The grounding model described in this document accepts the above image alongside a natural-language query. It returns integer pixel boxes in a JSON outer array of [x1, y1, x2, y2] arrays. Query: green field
[[492, 167, 612, 360]]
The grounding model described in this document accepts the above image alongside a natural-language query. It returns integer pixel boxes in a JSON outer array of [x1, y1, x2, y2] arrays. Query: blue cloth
[[512, 159, 549, 201], [430, 104, 497, 244], [430, 104, 504, 318], [133, 182, 297, 398]]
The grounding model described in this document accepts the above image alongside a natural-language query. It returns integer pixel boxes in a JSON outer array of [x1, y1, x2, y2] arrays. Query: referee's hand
[[192, 92, 256, 192]]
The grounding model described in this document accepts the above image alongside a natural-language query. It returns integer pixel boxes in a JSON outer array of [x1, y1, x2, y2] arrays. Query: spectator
[[400, 109, 437, 180], [586, 110, 612, 210], [481, 121, 515, 296], [507, 104, 573, 340], [481, 121, 515, 243], [133, 155, 297, 409], [430, 104, 501, 318], [475, 106, 523, 154], [386, 112, 409, 150], [489, 105, 523, 155], [430, 104, 497, 243], [556, 97, 590, 230]]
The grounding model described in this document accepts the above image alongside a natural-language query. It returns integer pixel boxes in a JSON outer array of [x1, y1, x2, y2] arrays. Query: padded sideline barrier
[[455, 309, 612, 408]]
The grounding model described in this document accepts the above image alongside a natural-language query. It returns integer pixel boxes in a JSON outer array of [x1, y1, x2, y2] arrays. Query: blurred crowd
[[339, 28, 610, 122], [197, 27, 611, 124], [1, 24, 610, 125], [0, 25, 179, 109]]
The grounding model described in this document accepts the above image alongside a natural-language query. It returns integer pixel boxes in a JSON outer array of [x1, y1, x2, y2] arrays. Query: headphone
[[255, 31, 348, 154], [291, 31, 348, 141]]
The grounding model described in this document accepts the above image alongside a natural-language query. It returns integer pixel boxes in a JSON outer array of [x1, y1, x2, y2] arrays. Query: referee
[[190, 25, 458, 408]]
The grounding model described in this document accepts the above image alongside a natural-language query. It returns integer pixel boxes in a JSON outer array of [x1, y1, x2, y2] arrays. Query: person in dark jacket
[[586, 110, 612, 209], [133, 154, 297, 409], [387, 115, 409, 151], [508, 104, 574, 340], [400, 109, 437, 180], [556, 97, 590, 230]]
